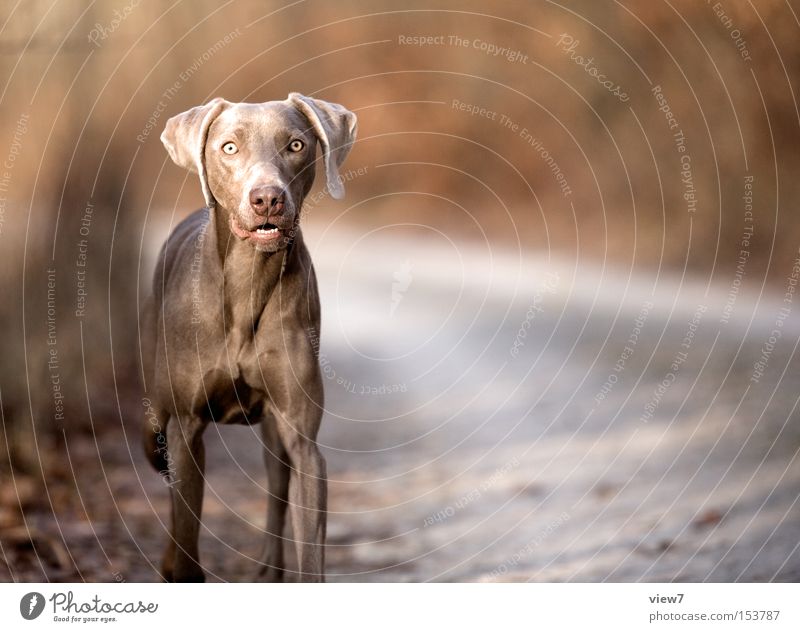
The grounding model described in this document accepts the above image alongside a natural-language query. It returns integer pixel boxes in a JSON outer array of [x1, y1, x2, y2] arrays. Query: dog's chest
[[192, 366, 261, 424], [188, 327, 275, 425]]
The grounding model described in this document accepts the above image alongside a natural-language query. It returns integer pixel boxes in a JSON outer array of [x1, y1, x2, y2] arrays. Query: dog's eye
[[288, 139, 304, 153], [222, 142, 238, 155]]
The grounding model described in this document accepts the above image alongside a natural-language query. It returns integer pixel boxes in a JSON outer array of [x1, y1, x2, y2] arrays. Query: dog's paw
[[175, 571, 206, 583], [254, 564, 284, 583], [171, 557, 206, 583]]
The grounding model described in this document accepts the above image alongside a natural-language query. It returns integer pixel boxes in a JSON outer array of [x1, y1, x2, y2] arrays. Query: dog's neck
[[206, 203, 298, 333]]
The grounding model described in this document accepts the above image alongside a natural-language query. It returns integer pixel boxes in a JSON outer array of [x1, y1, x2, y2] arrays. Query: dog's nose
[[249, 185, 285, 216]]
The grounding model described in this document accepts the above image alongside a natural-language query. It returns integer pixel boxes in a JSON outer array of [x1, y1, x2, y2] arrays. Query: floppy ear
[[161, 98, 229, 208], [288, 93, 357, 199]]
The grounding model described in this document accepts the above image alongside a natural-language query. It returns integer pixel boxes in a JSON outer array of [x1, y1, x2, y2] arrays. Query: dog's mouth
[[252, 221, 281, 237], [229, 216, 286, 245]]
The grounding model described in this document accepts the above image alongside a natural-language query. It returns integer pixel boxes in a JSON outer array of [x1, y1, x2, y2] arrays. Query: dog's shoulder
[[153, 208, 210, 288]]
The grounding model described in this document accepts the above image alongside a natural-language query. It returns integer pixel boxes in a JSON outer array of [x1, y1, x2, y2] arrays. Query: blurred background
[[1, 0, 799, 581]]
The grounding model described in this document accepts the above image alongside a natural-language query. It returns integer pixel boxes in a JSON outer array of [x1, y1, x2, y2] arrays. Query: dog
[[141, 93, 357, 582]]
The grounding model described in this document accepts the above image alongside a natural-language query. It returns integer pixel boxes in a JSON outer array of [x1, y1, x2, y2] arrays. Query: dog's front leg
[[273, 387, 326, 582], [165, 416, 207, 582], [282, 425, 327, 582], [256, 410, 291, 581]]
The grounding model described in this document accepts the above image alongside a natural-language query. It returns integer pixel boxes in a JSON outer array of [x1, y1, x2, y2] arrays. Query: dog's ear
[[288, 93, 357, 199], [161, 98, 229, 208]]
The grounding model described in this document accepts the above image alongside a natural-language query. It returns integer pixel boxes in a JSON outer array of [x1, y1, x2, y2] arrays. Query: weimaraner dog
[[141, 93, 357, 582]]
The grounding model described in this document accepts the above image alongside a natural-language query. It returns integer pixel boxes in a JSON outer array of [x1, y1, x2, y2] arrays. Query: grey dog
[[141, 93, 357, 582]]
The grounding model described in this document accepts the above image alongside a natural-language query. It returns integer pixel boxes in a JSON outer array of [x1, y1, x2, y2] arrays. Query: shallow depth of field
[[0, 1, 798, 581]]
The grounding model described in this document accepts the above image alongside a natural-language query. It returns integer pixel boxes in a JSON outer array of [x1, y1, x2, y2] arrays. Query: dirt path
[[3, 224, 799, 582]]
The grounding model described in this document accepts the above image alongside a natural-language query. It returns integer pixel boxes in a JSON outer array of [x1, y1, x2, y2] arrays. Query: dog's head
[[161, 94, 357, 252]]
